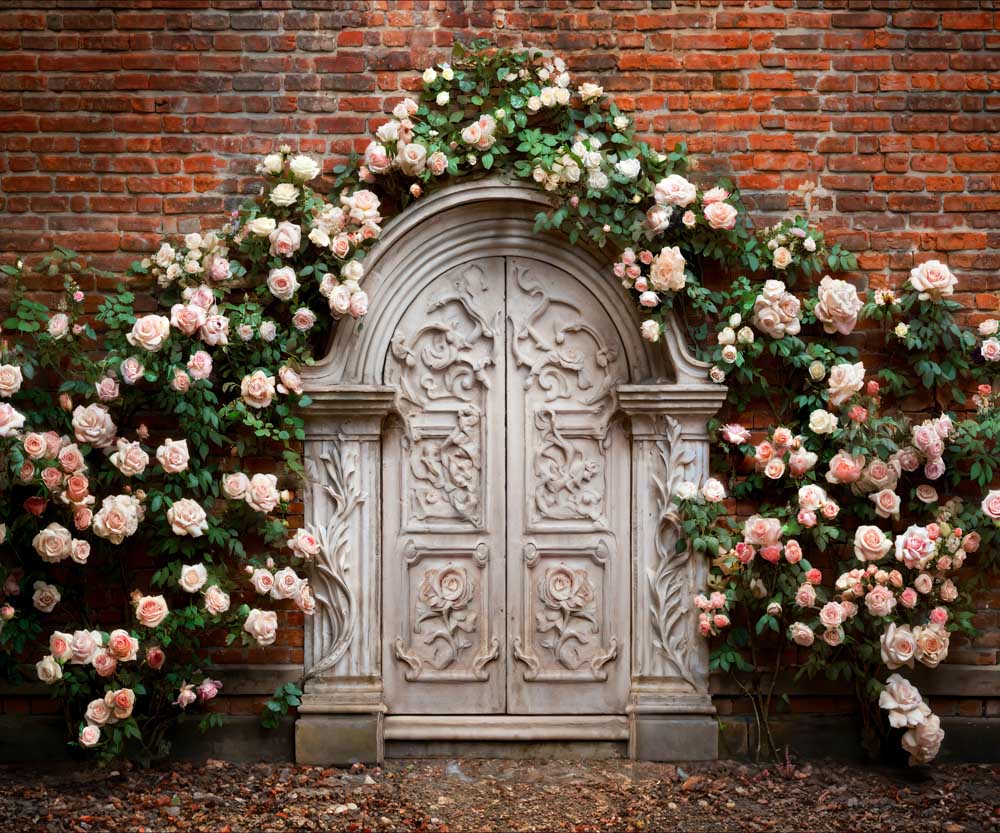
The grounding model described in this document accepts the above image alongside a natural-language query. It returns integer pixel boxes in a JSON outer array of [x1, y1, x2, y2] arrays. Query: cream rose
[[289, 153, 321, 182], [166, 498, 208, 537], [287, 528, 322, 559], [241, 370, 276, 409], [32, 523, 73, 563], [32, 580, 61, 613], [244, 608, 278, 646], [92, 494, 141, 544], [126, 315, 171, 352], [909, 259, 956, 300], [85, 698, 113, 727], [914, 624, 949, 668], [827, 361, 865, 407], [871, 489, 901, 519], [880, 622, 917, 669], [902, 713, 944, 765], [155, 438, 190, 474], [0, 364, 23, 397], [108, 439, 149, 477], [268, 221, 302, 257], [72, 403, 116, 449], [648, 246, 687, 292], [135, 594, 169, 628], [204, 585, 230, 615], [245, 473, 280, 513], [704, 201, 738, 230], [819, 602, 844, 629], [654, 174, 697, 207], [397, 141, 428, 176], [250, 568, 275, 595], [36, 654, 62, 684], [271, 566, 303, 600], [814, 276, 862, 335], [879, 674, 930, 728], [107, 629, 139, 662], [247, 216, 276, 236], [854, 525, 892, 562], [789, 622, 815, 647], [268, 182, 300, 207], [222, 471, 250, 499]]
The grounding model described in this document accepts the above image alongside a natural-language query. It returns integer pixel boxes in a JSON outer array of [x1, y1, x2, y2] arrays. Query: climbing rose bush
[[0, 40, 994, 765]]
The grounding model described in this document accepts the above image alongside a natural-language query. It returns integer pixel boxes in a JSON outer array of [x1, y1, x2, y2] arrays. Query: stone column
[[295, 385, 396, 766], [618, 383, 727, 761]]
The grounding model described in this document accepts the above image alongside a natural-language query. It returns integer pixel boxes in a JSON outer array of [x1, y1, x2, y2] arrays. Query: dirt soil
[[1, 757, 997, 832]]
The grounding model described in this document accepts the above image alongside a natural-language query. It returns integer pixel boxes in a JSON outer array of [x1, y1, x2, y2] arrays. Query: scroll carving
[[648, 415, 702, 691], [533, 408, 604, 522], [303, 439, 365, 680]]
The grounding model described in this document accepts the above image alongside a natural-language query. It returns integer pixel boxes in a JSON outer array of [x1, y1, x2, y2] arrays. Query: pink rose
[[292, 308, 317, 332], [929, 607, 948, 626], [269, 221, 302, 257], [95, 377, 120, 402], [146, 646, 166, 670], [864, 585, 897, 618], [120, 357, 145, 385], [826, 450, 864, 485], [797, 510, 817, 528], [734, 542, 755, 564], [169, 303, 207, 337], [806, 568, 822, 585], [784, 539, 803, 564], [981, 490, 1000, 520], [108, 629, 139, 661], [743, 515, 782, 547], [819, 601, 844, 628], [93, 651, 118, 678], [899, 587, 918, 609], [187, 351, 213, 381], [196, 677, 222, 702], [795, 583, 816, 608]]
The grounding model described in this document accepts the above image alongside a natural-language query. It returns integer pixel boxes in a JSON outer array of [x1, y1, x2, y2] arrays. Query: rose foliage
[[0, 41, 996, 765]]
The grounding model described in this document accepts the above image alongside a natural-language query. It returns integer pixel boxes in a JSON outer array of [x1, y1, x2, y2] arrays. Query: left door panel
[[382, 258, 507, 714]]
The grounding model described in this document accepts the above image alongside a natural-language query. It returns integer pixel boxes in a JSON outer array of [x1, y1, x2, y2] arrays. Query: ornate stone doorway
[[295, 179, 726, 765]]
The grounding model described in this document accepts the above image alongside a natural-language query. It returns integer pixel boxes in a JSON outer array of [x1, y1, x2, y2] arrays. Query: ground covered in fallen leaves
[[1, 757, 997, 832]]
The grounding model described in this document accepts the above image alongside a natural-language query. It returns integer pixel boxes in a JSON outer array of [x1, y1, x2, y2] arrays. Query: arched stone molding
[[295, 178, 726, 766]]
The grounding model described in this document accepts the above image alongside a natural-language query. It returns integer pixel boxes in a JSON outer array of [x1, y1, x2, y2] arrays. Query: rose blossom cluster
[[142, 231, 233, 289], [37, 627, 141, 687], [752, 426, 818, 481], [909, 414, 954, 482], [221, 471, 283, 513], [878, 674, 944, 765], [796, 484, 840, 529], [736, 515, 806, 567], [614, 245, 687, 331], [758, 218, 822, 272], [533, 133, 609, 192], [239, 365, 303, 410], [752, 280, 801, 340], [710, 312, 754, 379], [246, 562, 315, 618], [694, 591, 730, 637]]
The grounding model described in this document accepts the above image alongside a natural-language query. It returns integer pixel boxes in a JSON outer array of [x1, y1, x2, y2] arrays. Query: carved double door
[[382, 256, 631, 716]]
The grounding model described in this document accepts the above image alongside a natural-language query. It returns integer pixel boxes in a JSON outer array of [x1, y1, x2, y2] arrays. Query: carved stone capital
[[301, 385, 396, 439], [618, 383, 727, 439]]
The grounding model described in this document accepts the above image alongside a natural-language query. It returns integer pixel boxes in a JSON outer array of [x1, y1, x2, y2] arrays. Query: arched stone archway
[[295, 179, 727, 765]]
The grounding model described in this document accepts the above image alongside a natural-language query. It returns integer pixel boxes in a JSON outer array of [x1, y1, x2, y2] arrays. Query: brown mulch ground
[[1, 757, 997, 832]]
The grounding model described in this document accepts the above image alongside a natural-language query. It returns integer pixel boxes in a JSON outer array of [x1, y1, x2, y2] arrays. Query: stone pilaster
[[295, 385, 395, 765], [618, 383, 727, 760]]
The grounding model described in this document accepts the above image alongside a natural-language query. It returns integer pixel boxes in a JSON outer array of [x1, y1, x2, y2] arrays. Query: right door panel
[[505, 257, 632, 714]]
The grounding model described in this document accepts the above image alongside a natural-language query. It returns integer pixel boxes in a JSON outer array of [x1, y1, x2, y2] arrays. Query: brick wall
[[0, 0, 998, 702]]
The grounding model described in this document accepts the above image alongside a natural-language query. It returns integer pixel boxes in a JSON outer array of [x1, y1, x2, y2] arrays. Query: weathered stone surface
[[295, 714, 381, 766], [632, 716, 719, 761]]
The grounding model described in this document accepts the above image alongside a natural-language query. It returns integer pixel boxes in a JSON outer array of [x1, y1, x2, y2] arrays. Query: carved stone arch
[[295, 177, 727, 767], [301, 177, 708, 392]]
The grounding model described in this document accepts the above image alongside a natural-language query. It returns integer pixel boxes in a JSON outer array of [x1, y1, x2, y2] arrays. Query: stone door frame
[[294, 178, 727, 765]]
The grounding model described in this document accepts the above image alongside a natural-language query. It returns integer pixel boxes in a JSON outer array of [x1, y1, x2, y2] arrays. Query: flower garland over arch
[[0, 40, 997, 765]]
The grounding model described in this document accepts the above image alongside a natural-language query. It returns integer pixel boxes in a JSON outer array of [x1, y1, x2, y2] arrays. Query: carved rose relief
[[409, 565, 478, 671], [536, 565, 600, 670]]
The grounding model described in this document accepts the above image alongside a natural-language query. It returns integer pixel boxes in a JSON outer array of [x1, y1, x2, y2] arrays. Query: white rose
[[288, 154, 321, 182], [814, 276, 862, 336], [262, 153, 283, 175], [178, 563, 208, 593], [244, 608, 278, 646], [614, 158, 641, 180], [268, 182, 300, 207], [578, 82, 603, 103], [880, 622, 917, 670], [675, 480, 698, 501], [640, 320, 660, 343], [808, 409, 838, 435], [166, 498, 208, 537], [204, 585, 230, 615], [422, 66, 437, 83], [155, 438, 190, 474], [222, 471, 250, 500], [397, 141, 427, 176], [246, 216, 276, 236], [0, 403, 25, 437], [701, 478, 727, 503], [271, 567, 304, 600]]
